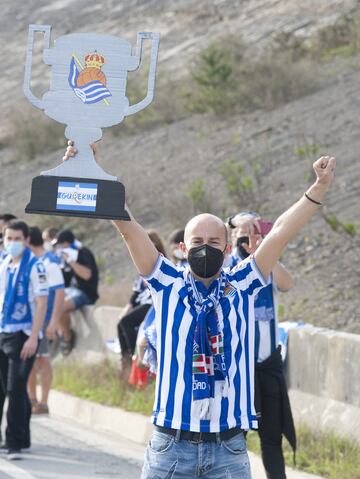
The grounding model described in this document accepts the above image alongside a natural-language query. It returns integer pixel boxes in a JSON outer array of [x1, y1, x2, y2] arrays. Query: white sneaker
[[7, 449, 22, 460]]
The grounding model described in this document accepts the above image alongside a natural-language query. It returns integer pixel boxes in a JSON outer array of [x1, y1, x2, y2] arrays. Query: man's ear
[[224, 243, 232, 256], [179, 242, 187, 257]]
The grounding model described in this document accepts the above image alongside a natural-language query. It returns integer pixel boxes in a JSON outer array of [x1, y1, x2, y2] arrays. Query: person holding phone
[[53, 229, 99, 356], [227, 212, 296, 479]]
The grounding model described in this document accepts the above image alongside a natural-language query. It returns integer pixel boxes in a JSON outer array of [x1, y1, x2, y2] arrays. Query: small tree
[[218, 158, 259, 211], [188, 40, 241, 114], [186, 178, 208, 214]]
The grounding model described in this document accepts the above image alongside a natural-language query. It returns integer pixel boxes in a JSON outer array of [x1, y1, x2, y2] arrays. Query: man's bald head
[[180, 214, 232, 281], [183, 213, 228, 249]]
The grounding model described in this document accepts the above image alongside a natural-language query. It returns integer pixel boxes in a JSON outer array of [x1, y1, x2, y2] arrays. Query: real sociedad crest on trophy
[[24, 25, 160, 219]]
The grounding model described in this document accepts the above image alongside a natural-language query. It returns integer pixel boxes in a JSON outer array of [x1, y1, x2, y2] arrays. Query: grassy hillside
[[0, 0, 359, 332]]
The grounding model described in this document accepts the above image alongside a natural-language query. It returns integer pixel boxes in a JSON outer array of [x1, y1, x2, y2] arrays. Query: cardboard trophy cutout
[[24, 25, 160, 219]]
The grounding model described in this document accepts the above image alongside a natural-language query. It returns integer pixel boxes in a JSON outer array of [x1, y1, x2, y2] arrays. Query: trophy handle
[[23, 24, 52, 110], [125, 32, 160, 117]]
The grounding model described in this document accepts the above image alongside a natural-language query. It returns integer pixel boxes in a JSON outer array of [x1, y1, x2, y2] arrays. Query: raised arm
[[255, 156, 335, 279], [112, 211, 159, 276], [230, 156, 335, 279], [63, 142, 158, 276]]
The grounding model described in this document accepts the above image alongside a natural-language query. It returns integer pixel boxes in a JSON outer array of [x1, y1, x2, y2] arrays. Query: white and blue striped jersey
[[143, 255, 268, 432], [254, 282, 278, 362], [0, 249, 8, 266], [228, 250, 279, 363], [41, 252, 65, 323], [0, 252, 48, 336], [131, 275, 152, 306]]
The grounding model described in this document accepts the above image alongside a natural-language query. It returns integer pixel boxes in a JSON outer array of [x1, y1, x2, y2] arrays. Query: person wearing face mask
[[167, 229, 187, 268], [0, 214, 17, 266], [0, 214, 18, 445], [63, 141, 335, 479], [0, 220, 48, 460], [41, 227, 59, 254], [227, 212, 295, 479], [52, 229, 98, 356]]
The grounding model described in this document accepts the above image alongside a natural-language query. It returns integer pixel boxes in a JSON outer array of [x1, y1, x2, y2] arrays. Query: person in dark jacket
[[53, 229, 99, 356], [227, 211, 296, 479]]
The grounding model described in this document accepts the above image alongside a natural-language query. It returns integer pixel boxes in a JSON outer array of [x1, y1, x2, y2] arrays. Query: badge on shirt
[[38, 274, 47, 284], [36, 262, 47, 283], [224, 283, 236, 298]]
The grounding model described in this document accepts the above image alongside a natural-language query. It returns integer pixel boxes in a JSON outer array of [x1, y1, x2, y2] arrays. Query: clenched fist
[[313, 156, 336, 188]]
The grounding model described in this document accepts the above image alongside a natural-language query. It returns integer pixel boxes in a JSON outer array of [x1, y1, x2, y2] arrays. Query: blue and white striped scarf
[[185, 270, 229, 419], [1, 248, 37, 328]]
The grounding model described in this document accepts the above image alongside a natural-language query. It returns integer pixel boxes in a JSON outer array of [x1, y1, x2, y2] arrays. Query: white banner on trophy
[[23, 25, 160, 219]]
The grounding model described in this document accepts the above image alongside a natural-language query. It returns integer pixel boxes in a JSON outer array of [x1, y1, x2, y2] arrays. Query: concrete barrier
[[66, 305, 123, 363], [48, 389, 153, 445], [286, 326, 360, 443], [66, 306, 360, 443]]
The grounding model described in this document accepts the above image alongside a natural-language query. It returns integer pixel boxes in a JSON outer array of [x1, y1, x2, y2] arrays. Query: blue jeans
[[65, 287, 92, 309], [141, 429, 252, 479]]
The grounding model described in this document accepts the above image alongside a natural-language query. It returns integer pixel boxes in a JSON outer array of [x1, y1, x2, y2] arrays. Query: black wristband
[[227, 215, 236, 229], [304, 192, 322, 206]]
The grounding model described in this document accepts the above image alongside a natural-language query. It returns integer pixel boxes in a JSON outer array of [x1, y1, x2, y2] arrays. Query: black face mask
[[236, 236, 250, 259], [187, 244, 225, 279]]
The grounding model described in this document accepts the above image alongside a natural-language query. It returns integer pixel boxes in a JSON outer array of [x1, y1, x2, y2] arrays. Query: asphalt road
[[0, 414, 144, 479], [0, 412, 322, 479]]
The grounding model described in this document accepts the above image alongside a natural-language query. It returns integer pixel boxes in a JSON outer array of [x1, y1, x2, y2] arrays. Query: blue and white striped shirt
[[253, 282, 278, 363], [41, 252, 65, 323], [228, 250, 279, 363], [144, 255, 268, 432]]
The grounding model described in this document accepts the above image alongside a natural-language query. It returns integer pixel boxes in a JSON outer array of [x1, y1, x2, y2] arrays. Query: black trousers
[[257, 369, 286, 479], [0, 331, 36, 449], [117, 303, 151, 357], [0, 372, 5, 431]]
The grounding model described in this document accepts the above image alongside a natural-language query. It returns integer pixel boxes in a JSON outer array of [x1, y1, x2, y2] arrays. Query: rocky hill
[[0, 0, 359, 332]]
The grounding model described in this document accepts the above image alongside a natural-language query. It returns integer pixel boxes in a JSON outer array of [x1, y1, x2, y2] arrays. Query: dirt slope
[[0, 0, 359, 332]]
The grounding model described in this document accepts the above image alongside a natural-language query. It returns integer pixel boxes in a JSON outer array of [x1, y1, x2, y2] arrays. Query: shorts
[[65, 287, 93, 309], [37, 337, 50, 358]]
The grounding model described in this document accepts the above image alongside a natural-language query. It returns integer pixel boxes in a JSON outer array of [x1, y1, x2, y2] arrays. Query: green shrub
[[324, 214, 341, 232], [294, 144, 320, 159], [248, 424, 360, 479], [271, 13, 360, 62], [186, 41, 239, 114], [53, 360, 155, 415], [186, 36, 319, 115], [218, 158, 259, 210], [315, 14, 360, 59], [343, 222, 357, 237], [294, 142, 321, 180], [185, 178, 213, 214]]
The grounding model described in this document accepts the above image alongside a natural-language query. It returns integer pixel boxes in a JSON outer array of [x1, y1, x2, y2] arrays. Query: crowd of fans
[[0, 210, 295, 476], [0, 213, 98, 459]]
